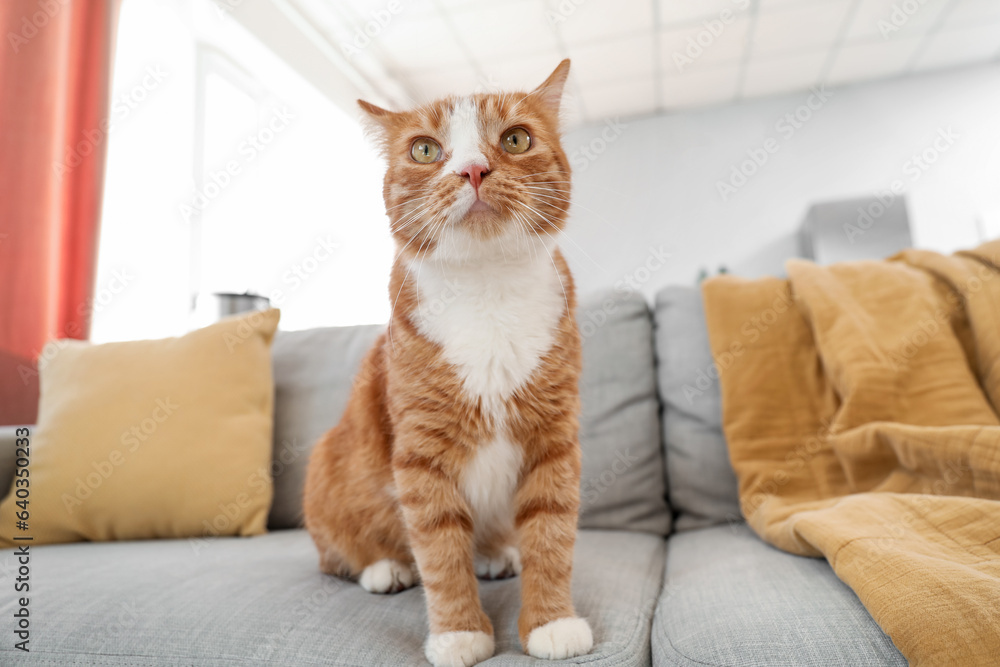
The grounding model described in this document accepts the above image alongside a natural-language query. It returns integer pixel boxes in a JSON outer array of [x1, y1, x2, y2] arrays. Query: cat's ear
[[531, 59, 571, 115], [357, 99, 398, 135]]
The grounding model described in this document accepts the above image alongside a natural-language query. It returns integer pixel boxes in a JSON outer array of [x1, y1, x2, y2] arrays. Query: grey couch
[[0, 287, 906, 666]]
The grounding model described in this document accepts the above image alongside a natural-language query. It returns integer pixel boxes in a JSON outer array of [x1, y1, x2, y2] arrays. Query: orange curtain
[[0, 0, 122, 425]]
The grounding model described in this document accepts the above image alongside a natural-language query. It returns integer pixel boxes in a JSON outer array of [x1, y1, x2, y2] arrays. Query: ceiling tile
[[751, 1, 853, 58], [824, 37, 923, 86], [580, 78, 657, 120], [449, 2, 559, 58], [476, 51, 565, 92], [941, 0, 1000, 30], [405, 65, 482, 102], [658, 0, 750, 27], [659, 17, 751, 76], [566, 35, 655, 87], [555, 0, 653, 46], [843, 0, 952, 42], [757, 0, 814, 10], [911, 22, 1000, 72], [375, 14, 466, 71], [741, 50, 827, 98], [661, 64, 741, 108], [335, 0, 437, 20]]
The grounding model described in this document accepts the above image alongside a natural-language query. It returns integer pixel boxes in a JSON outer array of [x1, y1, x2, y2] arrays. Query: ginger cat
[[303, 60, 592, 667]]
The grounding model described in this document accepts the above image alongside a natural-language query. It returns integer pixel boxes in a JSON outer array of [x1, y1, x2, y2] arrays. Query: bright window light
[[93, 0, 393, 343]]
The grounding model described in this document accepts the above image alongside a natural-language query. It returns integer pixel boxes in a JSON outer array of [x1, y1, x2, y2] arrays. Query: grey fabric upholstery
[[0, 528, 665, 666], [269, 324, 384, 529], [651, 523, 906, 667], [652, 286, 740, 531], [270, 290, 671, 535], [577, 291, 670, 535]]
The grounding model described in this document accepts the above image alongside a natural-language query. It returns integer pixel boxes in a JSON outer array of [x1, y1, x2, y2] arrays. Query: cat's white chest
[[409, 250, 565, 422]]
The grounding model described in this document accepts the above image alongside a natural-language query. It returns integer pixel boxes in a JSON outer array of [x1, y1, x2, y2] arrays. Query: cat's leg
[[474, 544, 521, 580], [514, 440, 593, 660], [358, 558, 418, 594], [393, 443, 495, 667], [473, 529, 521, 580], [310, 498, 417, 594]]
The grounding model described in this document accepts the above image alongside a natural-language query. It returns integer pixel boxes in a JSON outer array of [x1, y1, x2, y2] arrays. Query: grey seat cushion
[[270, 289, 671, 535], [0, 529, 665, 666], [653, 286, 740, 531], [652, 524, 906, 667]]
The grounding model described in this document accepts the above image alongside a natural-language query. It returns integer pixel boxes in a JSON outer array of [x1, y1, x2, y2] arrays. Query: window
[[93, 0, 392, 343]]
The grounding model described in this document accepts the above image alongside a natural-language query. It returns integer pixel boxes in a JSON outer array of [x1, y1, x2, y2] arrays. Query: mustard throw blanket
[[702, 240, 1000, 666]]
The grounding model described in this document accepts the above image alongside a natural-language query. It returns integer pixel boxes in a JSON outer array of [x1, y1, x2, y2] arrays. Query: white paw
[[526, 617, 594, 660], [425, 631, 494, 667], [358, 559, 415, 594], [474, 545, 521, 580]]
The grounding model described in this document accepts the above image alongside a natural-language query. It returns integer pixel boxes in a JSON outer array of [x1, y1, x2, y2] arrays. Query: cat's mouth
[[468, 200, 493, 214]]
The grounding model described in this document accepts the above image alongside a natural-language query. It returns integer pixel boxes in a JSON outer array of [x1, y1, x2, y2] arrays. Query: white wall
[[560, 63, 1000, 300]]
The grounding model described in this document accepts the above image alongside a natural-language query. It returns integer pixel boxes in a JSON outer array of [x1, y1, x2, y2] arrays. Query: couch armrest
[[0, 426, 29, 499]]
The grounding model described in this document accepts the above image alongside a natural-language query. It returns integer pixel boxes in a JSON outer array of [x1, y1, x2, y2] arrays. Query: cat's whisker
[[524, 217, 570, 319], [388, 214, 441, 351], [385, 193, 435, 213], [513, 171, 568, 180], [519, 187, 622, 233], [514, 199, 606, 274], [391, 199, 441, 233]]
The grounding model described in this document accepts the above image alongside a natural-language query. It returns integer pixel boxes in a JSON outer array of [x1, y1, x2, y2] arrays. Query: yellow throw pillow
[[0, 309, 280, 546]]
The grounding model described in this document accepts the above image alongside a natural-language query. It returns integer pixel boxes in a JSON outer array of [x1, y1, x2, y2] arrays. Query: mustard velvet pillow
[[0, 309, 280, 546]]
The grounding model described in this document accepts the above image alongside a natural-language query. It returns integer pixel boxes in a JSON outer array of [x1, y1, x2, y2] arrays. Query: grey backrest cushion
[[269, 324, 384, 530], [269, 289, 671, 535], [653, 285, 741, 531]]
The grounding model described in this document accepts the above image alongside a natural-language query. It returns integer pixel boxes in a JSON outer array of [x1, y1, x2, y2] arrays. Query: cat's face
[[360, 60, 572, 262]]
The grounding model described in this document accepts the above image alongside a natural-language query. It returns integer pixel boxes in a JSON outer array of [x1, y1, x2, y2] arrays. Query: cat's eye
[[501, 127, 531, 154], [410, 138, 441, 164]]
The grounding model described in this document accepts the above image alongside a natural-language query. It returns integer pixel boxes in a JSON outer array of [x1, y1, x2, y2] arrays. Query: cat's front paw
[[526, 617, 593, 660], [474, 545, 521, 580], [358, 559, 416, 594], [425, 631, 494, 667]]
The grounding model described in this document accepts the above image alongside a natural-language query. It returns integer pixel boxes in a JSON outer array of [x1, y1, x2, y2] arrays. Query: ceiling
[[286, 0, 1000, 126]]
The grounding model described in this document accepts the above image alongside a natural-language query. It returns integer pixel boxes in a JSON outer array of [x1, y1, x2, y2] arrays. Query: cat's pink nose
[[460, 164, 490, 196]]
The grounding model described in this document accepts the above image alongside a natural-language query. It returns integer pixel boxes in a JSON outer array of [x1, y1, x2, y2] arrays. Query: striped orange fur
[[303, 61, 593, 666]]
